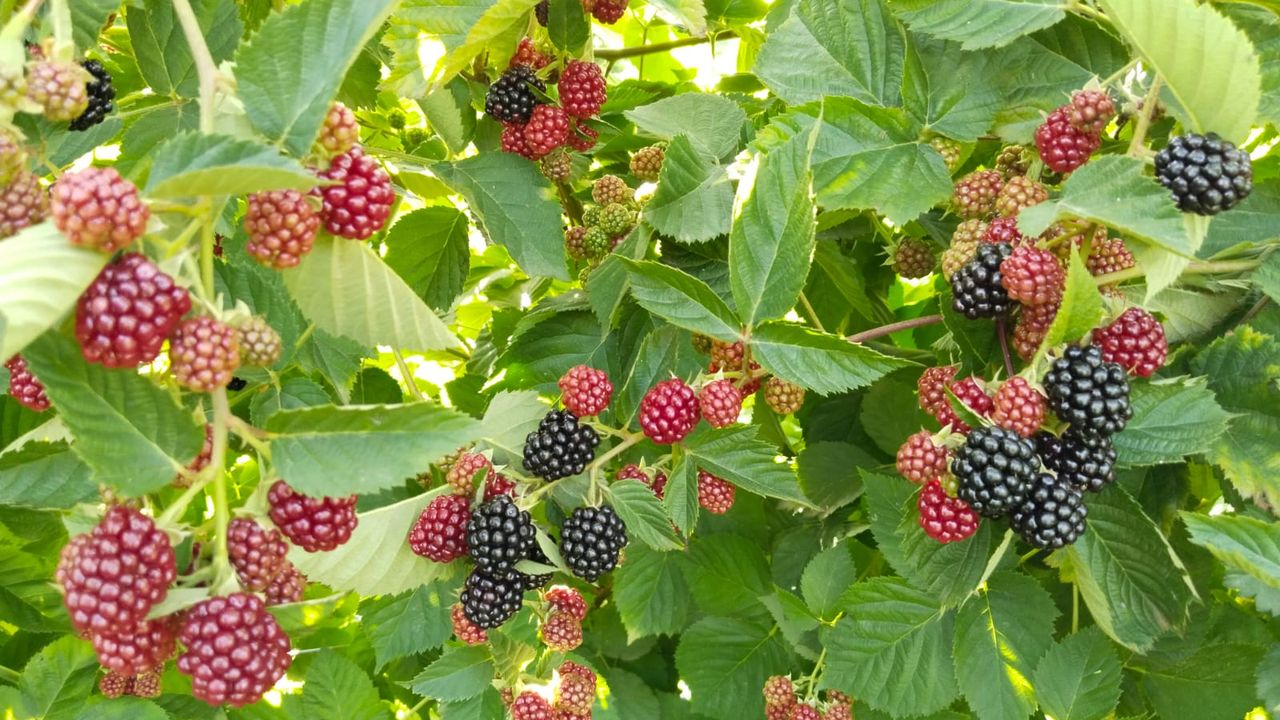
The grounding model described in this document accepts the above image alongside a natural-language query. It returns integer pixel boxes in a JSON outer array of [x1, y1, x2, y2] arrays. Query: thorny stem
[[393, 349, 427, 402], [996, 318, 1015, 377], [846, 314, 943, 343], [594, 30, 738, 60], [1127, 75, 1163, 157], [172, 0, 218, 134]]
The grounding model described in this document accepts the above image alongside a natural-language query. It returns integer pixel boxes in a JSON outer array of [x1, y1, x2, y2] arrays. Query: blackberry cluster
[[1036, 429, 1116, 492], [1155, 133, 1252, 215], [460, 569, 525, 629], [951, 427, 1038, 518], [466, 495, 536, 577], [522, 409, 600, 480], [559, 505, 627, 581], [69, 60, 114, 131], [485, 66, 545, 124], [1010, 472, 1088, 549], [1043, 345, 1132, 436], [951, 242, 1013, 319]]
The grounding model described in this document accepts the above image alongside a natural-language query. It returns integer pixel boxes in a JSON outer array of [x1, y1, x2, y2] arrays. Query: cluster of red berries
[[762, 676, 852, 720], [507, 661, 598, 719], [1035, 89, 1113, 174], [493, 42, 606, 162]]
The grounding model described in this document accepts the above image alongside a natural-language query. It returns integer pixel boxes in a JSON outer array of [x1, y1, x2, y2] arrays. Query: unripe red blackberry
[[991, 377, 1046, 438], [485, 473, 517, 502], [917, 365, 958, 416], [264, 563, 306, 605], [763, 377, 805, 415], [942, 239, 979, 280], [1086, 236, 1135, 277], [983, 215, 1026, 247], [170, 316, 241, 393], [540, 611, 583, 652], [100, 671, 131, 698], [51, 167, 149, 252], [26, 60, 90, 121], [91, 616, 178, 677], [1066, 90, 1115, 134], [1000, 245, 1065, 307], [511, 37, 551, 70], [697, 471, 736, 514], [177, 593, 292, 708], [698, 379, 743, 428], [952, 170, 1003, 218], [891, 237, 935, 278], [56, 506, 176, 635], [560, 60, 607, 119], [408, 493, 471, 562], [564, 226, 590, 260], [824, 698, 854, 720], [592, 174, 631, 206], [995, 176, 1048, 217], [1092, 308, 1167, 378], [766, 706, 791, 720], [227, 518, 289, 592], [616, 463, 667, 498], [918, 480, 980, 543], [485, 66, 545, 124], [630, 145, 665, 181], [1035, 107, 1101, 174], [1155, 132, 1253, 215], [559, 505, 627, 581], [591, 0, 628, 23], [451, 603, 488, 645], [0, 64, 26, 110], [237, 316, 282, 367], [524, 105, 571, 159], [5, 355, 49, 412], [896, 430, 949, 485], [1013, 300, 1058, 361], [638, 378, 700, 444], [76, 252, 191, 368], [540, 149, 572, 182], [244, 189, 319, 269], [934, 376, 994, 433], [763, 675, 795, 707], [314, 102, 358, 157], [555, 661, 597, 713], [545, 585, 588, 620], [996, 145, 1030, 178], [316, 147, 395, 240], [567, 121, 598, 152], [0, 170, 47, 238], [559, 365, 613, 417], [512, 691, 554, 720], [70, 60, 115, 132], [502, 121, 536, 159], [930, 137, 961, 172], [448, 452, 495, 495], [789, 705, 822, 720], [267, 480, 359, 552]]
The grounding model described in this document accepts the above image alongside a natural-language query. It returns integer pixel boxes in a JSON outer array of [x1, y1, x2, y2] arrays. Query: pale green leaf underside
[[145, 132, 317, 198], [0, 223, 107, 362]]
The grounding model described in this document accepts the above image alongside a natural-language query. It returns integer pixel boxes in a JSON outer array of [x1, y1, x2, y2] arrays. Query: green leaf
[[250, 376, 334, 427], [607, 480, 684, 551], [145, 133, 317, 198], [290, 490, 457, 596], [625, 94, 748, 162], [547, 0, 590, 53], [126, 0, 242, 97], [796, 441, 872, 510], [641, 135, 735, 243], [644, 0, 708, 36], [70, 0, 119, 50], [755, 0, 905, 106], [893, 0, 1067, 50], [234, 0, 397, 155], [74, 698, 169, 720], [383, 0, 486, 97], [407, 645, 495, 702], [683, 425, 810, 506], [800, 544, 857, 619], [266, 403, 484, 496], [680, 533, 772, 616], [433, 153, 569, 280], [953, 572, 1057, 720], [621, 259, 741, 341], [418, 79, 476, 155], [760, 99, 953, 224], [614, 542, 691, 641], [16, 636, 97, 720], [1033, 628, 1124, 720], [1253, 248, 1280, 306], [1097, 0, 1261, 143], [432, 0, 541, 89], [588, 226, 652, 329], [283, 236, 463, 352], [383, 207, 471, 311], [1183, 513, 1280, 608], [22, 333, 203, 496], [674, 616, 793, 720], [366, 582, 457, 670], [293, 650, 389, 720], [0, 442, 97, 509], [901, 38, 1006, 141], [1038, 246, 1104, 354], [1259, 645, 1280, 714], [1114, 378, 1232, 467], [479, 390, 548, 468], [1140, 644, 1267, 720], [822, 577, 958, 717], [614, 330, 703, 430], [439, 689, 507, 720], [664, 456, 700, 535], [1063, 485, 1194, 651], [750, 322, 910, 395], [0, 223, 107, 362], [729, 134, 816, 326]]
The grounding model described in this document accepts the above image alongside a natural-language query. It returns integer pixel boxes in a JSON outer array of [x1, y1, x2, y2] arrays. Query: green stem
[[47, 0, 72, 61], [157, 475, 214, 526], [209, 389, 232, 589], [393, 349, 426, 402], [199, 200, 216, 300], [588, 432, 643, 482], [1094, 258, 1262, 286], [404, 696, 431, 718], [803, 646, 828, 702], [595, 30, 738, 60], [171, 0, 217, 134], [1100, 57, 1139, 88], [1072, 582, 1080, 633], [0, 664, 19, 684], [1127, 75, 1163, 157], [798, 291, 825, 333]]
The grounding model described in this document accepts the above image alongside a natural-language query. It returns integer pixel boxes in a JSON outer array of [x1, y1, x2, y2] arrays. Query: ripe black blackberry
[[1036, 429, 1116, 492], [950, 242, 1013, 319], [1043, 345, 1132, 436], [522, 409, 600, 480], [460, 569, 525, 629], [559, 505, 627, 582], [1010, 472, 1087, 549], [951, 427, 1038, 518], [1155, 132, 1252, 215], [466, 495, 536, 577], [69, 60, 114, 131], [485, 66, 545, 124]]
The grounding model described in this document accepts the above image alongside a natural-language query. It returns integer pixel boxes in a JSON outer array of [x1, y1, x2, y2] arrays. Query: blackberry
[[26, 60, 90, 121], [598, 202, 635, 235], [129, 670, 161, 699], [896, 430, 949, 485], [540, 611, 583, 652], [951, 426, 1038, 518], [697, 471, 736, 514], [1036, 429, 1116, 492], [316, 147, 394, 240], [1155, 132, 1252, 215], [1000, 245, 1065, 307], [511, 37, 550, 70], [559, 505, 627, 582], [518, 543, 553, 591], [616, 463, 667, 498], [75, 253, 191, 368], [540, 149, 572, 182], [630, 145, 664, 181], [1013, 300, 1058, 361], [581, 225, 612, 258], [763, 676, 795, 708], [917, 365, 958, 416], [1086, 236, 1135, 277], [545, 586, 588, 620], [69, 59, 114, 131], [918, 480, 980, 544], [100, 671, 130, 698], [1035, 107, 1101, 174], [763, 377, 805, 415], [1066, 90, 1115, 134], [484, 473, 517, 502], [555, 661, 597, 714], [244, 189, 319, 269], [512, 691, 554, 720], [790, 705, 822, 720], [930, 137, 961, 172], [51, 167, 149, 252], [466, 495, 535, 576], [891, 237, 935, 278], [460, 569, 525, 629], [995, 145, 1030, 178], [237, 316, 282, 367], [638, 378, 700, 444], [1043, 345, 1132, 436], [501, 121, 535, 159], [451, 603, 488, 645], [523, 105, 570, 158], [0, 171, 48, 238], [227, 377, 248, 391], [995, 176, 1048, 217], [409, 494, 471, 563], [559, 60, 607, 119], [536, 0, 549, 25], [267, 480, 359, 552], [227, 518, 289, 592], [709, 339, 763, 393], [1093, 307, 1167, 378], [91, 616, 178, 676], [591, 0, 629, 23], [1009, 472, 1087, 549], [522, 409, 600, 480], [942, 239, 979, 280], [953, 218, 988, 246], [951, 242, 1014, 319], [177, 424, 214, 485], [698, 379, 742, 428], [176, 593, 292, 708], [5, 355, 49, 412], [264, 563, 306, 605], [990, 377, 1046, 438], [315, 102, 358, 158], [485, 66, 545, 124], [592, 174, 631, 206], [983, 215, 1026, 247], [564, 226, 590, 260], [447, 452, 494, 495], [558, 365, 613, 417], [169, 316, 240, 393], [952, 170, 1003, 218], [567, 120, 598, 152], [935, 375, 994, 433]]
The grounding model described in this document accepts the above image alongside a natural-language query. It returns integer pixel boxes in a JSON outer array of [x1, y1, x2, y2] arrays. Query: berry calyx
[[316, 147, 395, 240], [892, 237, 936, 278], [485, 66, 546, 124], [540, 611, 583, 652], [638, 378, 700, 444], [0, 170, 48, 238], [461, 569, 524, 629], [408, 494, 471, 563], [951, 426, 1038, 518], [697, 471, 736, 515], [1000, 245, 1065, 307], [1009, 473, 1087, 549], [559, 505, 628, 582], [559, 365, 613, 417], [176, 593, 292, 708], [1092, 307, 1168, 378], [51, 167, 149, 252], [237, 316, 282, 367], [448, 452, 495, 495], [896, 430, 950, 485], [69, 59, 115, 132], [5, 355, 49, 411], [991, 377, 1046, 438], [75, 252, 191, 369], [451, 603, 488, 645], [763, 377, 805, 415], [169, 316, 241, 393], [524, 105, 571, 158], [26, 60, 90, 121], [1035, 107, 1101, 174], [951, 242, 1014, 319], [592, 174, 631, 206], [244, 189, 319, 269], [952, 170, 1003, 218], [559, 60, 607, 119], [227, 518, 289, 592], [698, 379, 743, 428], [545, 586, 588, 620], [1155, 132, 1252, 215], [523, 409, 600, 480], [918, 480, 980, 543], [630, 145, 665, 181], [1066, 90, 1116, 134], [267, 480, 359, 552], [1043, 345, 1132, 436], [467, 495, 536, 577]]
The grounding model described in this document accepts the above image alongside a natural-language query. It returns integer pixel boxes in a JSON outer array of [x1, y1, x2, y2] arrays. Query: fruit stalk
[[1127, 75, 1162, 156], [846, 314, 943, 343], [172, 0, 217, 133]]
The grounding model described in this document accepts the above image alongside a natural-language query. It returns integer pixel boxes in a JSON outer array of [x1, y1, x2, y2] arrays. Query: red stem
[[846, 314, 943, 344]]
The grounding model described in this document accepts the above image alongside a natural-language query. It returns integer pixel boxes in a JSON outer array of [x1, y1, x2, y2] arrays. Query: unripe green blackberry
[[597, 202, 634, 235], [930, 137, 961, 172], [630, 145, 665, 181], [592, 174, 631, 206], [583, 226, 612, 258], [942, 239, 978, 280], [891, 237, 935, 278], [0, 130, 25, 186], [995, 146, 1030, 178], [763, 377, 805, 414], [952, 218, 988, 246], [26, 60, 90, 121], [237, 316, 282, 367], [0, 65, 26, 110], [581, 205, 600, 226], [387, 108, 407, 129]]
